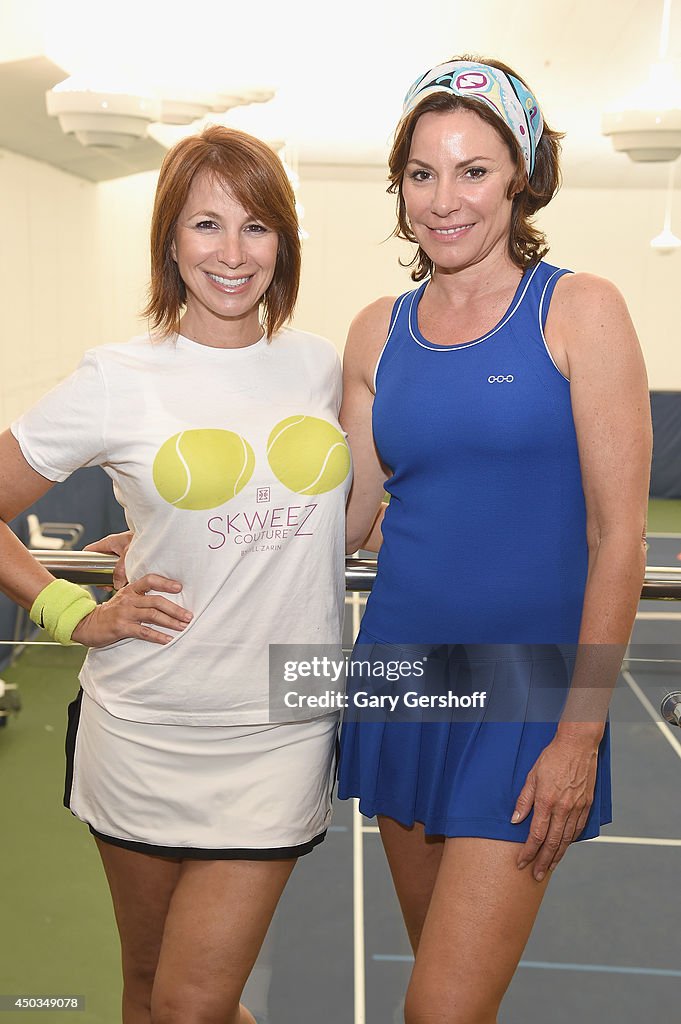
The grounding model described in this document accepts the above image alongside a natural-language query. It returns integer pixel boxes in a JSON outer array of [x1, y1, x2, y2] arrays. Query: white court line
[[646, 532, 681, 539], [591, 835, 681, 847], [0, 641, 64, 647], [622, 668, 681, 762], [350, 592, 366, 1024], [635, 612, 681, 620], [352, 799, 366, 1024]]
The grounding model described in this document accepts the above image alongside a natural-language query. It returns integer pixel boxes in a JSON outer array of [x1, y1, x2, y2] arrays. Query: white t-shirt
[[12, 329, 351, 725]]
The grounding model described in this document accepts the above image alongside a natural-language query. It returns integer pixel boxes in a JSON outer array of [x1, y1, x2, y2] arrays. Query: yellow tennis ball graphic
[[153, 429, 255, 510], [267, 416, 350, 495]]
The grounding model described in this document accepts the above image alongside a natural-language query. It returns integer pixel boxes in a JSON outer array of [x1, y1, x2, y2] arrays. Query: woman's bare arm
[[342, 297, 394, 553], [513, 274, 652, 878]]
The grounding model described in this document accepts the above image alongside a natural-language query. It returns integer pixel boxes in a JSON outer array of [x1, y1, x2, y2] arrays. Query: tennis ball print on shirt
[[267, 416, 351, 496], [153, 429, 255, 510], [152, 418, 349, 509]]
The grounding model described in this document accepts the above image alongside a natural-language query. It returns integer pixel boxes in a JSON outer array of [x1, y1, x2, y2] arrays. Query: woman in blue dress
[[338, 56, 652, 1023]]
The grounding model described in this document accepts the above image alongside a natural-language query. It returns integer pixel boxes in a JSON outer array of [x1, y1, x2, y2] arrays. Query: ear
[[170, 237, 177, 262]]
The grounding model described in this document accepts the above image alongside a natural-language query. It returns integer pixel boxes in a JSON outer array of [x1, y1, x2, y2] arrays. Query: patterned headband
[[402, 60, 544, 178]]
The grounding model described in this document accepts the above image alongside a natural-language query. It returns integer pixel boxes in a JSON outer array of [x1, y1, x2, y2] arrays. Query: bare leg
[[151, 858, 296, 1024], [378, 816, 444, 953], [377, 823, 551, 1023], [96, 838, 295, 1024], [95, 839, 181, 1024], [406, 837, 550, 1024]]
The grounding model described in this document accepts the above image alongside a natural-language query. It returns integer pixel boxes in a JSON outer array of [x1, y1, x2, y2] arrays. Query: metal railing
[[14, 551, 681, 728], [24, 551, 681, 599]]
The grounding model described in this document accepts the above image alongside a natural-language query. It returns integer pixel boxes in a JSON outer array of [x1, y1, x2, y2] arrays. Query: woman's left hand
[[511, 733, 599, 881]]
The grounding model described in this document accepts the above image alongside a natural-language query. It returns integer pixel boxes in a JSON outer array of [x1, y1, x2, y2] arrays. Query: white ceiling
[[0, 0, 680, 188], [0, 56, 167, 180]]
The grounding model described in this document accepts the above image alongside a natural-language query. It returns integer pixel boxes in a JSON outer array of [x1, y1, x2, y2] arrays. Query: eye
[[464, 167, 487, 180], [245, 222, 269, 234], [407, 169, 432, 183], [194, 219, 219, 230]]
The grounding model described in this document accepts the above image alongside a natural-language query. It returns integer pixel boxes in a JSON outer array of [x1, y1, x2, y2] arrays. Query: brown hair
[[388, 56, 563, 279], [144, 125, 301, 339]]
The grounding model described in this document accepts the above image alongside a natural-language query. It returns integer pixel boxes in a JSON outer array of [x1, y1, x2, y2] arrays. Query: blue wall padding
[[650, 392, 681, 499]]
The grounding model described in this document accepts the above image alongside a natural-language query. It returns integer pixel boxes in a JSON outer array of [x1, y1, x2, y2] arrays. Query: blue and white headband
[[402, 60, 544, 178]]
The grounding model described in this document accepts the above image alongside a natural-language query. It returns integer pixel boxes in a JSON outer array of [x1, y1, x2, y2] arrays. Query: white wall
[[0, 0, 45, 63], [295, 169, 407, 349], [538, 189, 681, 389], [0, 148, 99, 428], [1, 160, 680, 434], [93, 171, 156, 345]]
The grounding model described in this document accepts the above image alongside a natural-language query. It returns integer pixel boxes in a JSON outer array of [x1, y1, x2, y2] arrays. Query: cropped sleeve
[[10, 351, 108, 482]]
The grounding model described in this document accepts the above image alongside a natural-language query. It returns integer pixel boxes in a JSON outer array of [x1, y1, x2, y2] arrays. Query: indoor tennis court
[[2, 2, 681, 1022]]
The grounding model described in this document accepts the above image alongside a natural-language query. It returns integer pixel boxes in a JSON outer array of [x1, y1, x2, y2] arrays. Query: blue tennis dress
[[337, 261, 612, 842]]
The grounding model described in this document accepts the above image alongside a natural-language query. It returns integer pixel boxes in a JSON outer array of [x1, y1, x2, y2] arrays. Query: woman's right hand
[[84, 530, 134, 591], [71, 574, 192, 648]]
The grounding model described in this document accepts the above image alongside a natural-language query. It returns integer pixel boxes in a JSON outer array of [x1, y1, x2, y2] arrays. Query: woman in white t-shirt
[[0, 126, 351, 1024]]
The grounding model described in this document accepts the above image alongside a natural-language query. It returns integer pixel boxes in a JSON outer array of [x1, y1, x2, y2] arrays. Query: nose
[[218, 231, 246, 269], [430, 176, 462, 217]]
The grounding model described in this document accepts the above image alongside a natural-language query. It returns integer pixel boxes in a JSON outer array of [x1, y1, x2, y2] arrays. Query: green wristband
[[53, 595, 98, 645], [29, 579, 97, 646]]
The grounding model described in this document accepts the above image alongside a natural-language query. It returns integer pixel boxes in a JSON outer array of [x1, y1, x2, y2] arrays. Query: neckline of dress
[[408, 263, 540, 352]]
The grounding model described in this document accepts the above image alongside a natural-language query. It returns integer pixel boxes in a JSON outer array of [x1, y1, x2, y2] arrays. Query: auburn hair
[[388, 56, 563, 279], [144, 125, 301, 339]]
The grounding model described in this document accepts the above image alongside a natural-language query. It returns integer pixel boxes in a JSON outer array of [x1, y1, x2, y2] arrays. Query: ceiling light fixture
[[158, 94, 215, 126], [46, 77, 161, 148], [602, 0, 681, 162], [46, 76, 277, 148], [651, 162, 681, 252], [236, 87, 276, 105], [210, 87, 275, 113]]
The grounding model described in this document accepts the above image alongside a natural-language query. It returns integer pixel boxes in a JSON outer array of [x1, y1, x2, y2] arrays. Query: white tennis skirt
[[64, 690, 339, 859]]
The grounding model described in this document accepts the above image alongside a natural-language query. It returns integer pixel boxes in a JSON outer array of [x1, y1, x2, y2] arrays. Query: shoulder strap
[[539, 266, 572, 331], [373, 288, 420, 391]]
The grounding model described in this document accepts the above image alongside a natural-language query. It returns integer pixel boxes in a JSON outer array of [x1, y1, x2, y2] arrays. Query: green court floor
[[647, 497, 681, 534], [1, 644, 119, 1023]]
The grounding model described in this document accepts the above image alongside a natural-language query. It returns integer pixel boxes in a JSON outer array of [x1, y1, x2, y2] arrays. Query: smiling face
[[402, 108, 519, 275], [171, 171, 279, 345]]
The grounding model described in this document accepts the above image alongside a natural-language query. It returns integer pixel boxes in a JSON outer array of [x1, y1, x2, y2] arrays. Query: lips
[[429, 224, 474, 235], [205, 271, 253, 292]]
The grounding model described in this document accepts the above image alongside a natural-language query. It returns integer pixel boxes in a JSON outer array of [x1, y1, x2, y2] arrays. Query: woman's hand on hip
[[71, 574, 192, 648], [511, 733, 599, 880]]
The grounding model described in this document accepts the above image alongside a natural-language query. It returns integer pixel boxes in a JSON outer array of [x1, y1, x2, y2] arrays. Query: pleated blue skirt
[[337, 630, 612, 843]]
